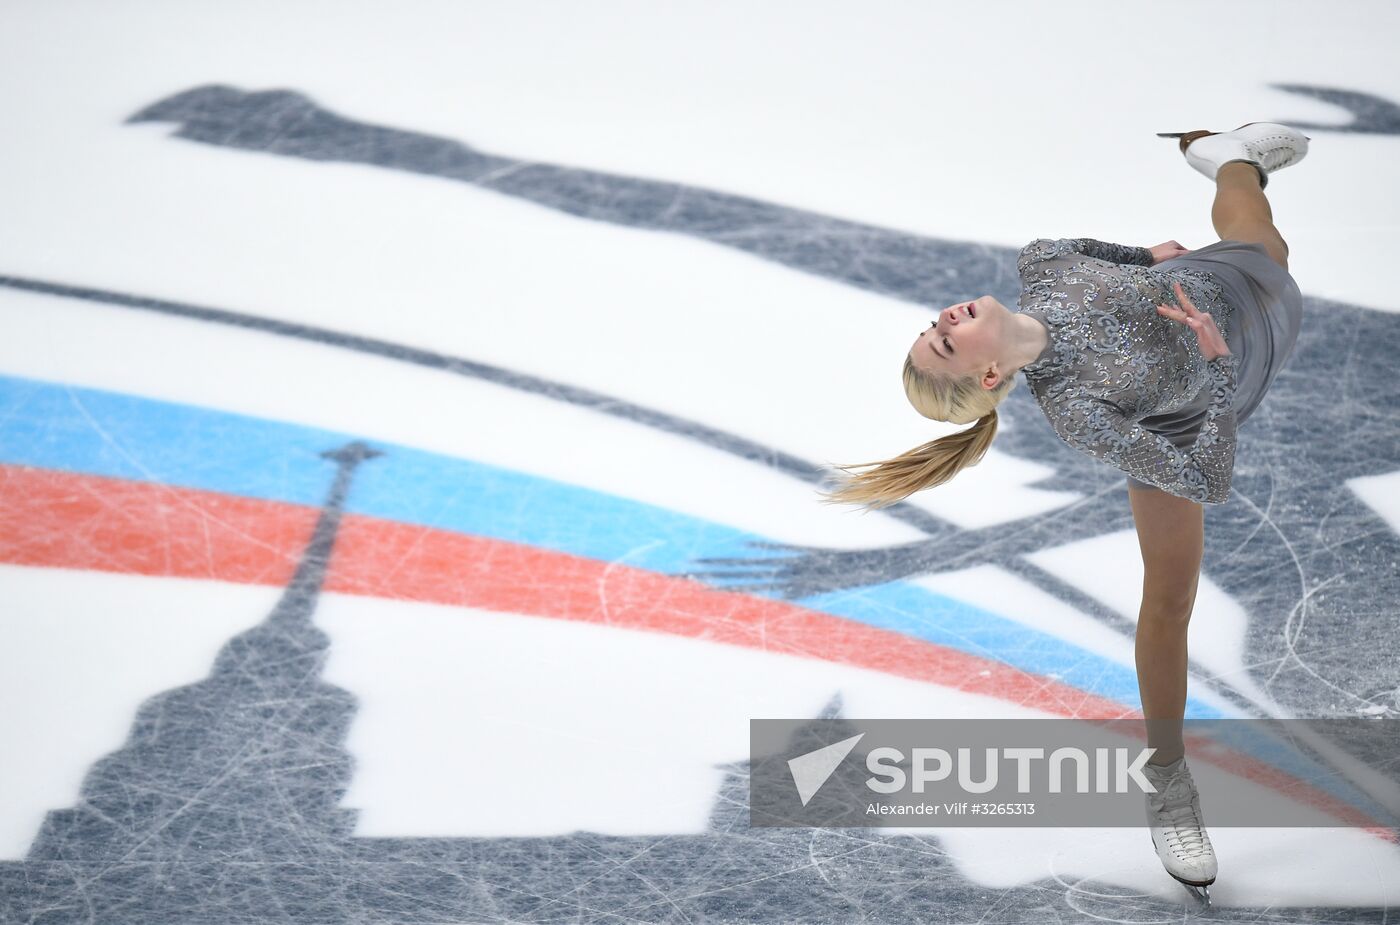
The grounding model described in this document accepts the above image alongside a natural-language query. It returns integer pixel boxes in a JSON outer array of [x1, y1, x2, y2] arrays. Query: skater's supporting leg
[[1212, 161, 1290, 271], [1128, 482, 1204, 766]]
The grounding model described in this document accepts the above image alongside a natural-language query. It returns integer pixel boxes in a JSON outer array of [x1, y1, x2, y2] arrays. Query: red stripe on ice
[[2, 463, 1393, 838]]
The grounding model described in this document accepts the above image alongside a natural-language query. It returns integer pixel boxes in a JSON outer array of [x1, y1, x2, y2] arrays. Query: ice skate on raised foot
[[1142, 756, 1217, 911], [1157, 121, 1311, 190]]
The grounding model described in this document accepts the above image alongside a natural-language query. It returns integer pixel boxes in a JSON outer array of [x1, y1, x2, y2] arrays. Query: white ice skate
[[1142, 756, 1217, 910], [1157, 121, 1311, 190]]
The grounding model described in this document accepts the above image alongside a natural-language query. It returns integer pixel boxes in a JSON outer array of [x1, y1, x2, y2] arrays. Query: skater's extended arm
[[1017, 237, 1155, 275]]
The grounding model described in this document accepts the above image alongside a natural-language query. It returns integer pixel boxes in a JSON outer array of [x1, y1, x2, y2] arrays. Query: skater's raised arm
[[1017, 237, 1154, 276]]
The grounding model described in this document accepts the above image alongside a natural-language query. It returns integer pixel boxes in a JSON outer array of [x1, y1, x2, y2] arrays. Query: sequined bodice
[[1016, 238, 1241, 504]]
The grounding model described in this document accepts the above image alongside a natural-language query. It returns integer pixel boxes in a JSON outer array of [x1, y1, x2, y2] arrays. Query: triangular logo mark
[[787, 733, 864, 806]]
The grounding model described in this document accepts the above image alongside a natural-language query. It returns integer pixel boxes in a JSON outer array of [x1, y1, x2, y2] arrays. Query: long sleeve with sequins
[[1015, 237, 1242, 505], [1016, 237, 1157, 272]]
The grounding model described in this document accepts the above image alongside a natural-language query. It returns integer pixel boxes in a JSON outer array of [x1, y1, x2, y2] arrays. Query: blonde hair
[[820, 354, 1017, 510]]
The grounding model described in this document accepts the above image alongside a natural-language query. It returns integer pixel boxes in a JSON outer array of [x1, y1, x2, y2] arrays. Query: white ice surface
[[0, 563, 1049, 854], [1, 1, 1396, 312], [2, 0, 1399, 910], [0, 565, 276, 859], [7, 564, 1399, 908]]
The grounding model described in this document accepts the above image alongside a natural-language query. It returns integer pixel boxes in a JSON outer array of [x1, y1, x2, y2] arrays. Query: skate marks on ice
[[5, 621, 1400, 925], [1, 369, 1390, 801], [1, 83, 1399, 919], [1266, 83, 1400, 136], [0, 270, 938, 530], [123, 85, 1007, 310], [122, 82, 1400, 308], [118, 82, 1400, 716], [3, 338, 1398, 918], [0, 369, 1183, 719], [0, 274, 1297, 723]]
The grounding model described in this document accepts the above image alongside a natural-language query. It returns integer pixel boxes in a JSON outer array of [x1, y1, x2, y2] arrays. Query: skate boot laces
[[1147, 767, 1213, 858]]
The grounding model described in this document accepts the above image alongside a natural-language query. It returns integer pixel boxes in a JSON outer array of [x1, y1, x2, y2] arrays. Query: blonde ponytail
[[820, 355, 1015, 511]]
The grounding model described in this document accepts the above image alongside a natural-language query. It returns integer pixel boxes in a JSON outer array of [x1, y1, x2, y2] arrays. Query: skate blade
[[1175, 879, 1213, 912], [1185, 883, 1212, 911], [1158, 130, 1312, 141]]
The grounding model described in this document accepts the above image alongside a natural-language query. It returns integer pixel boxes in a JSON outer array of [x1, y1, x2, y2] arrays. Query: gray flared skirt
[[1125, 238, 1303, 492]]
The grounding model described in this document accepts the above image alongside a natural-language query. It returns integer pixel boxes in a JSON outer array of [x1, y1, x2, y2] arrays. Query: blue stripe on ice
[[0, 372, 1212, 717]]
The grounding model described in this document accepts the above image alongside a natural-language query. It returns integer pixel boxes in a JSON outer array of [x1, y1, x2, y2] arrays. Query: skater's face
[[909, 296, 1006, 388]]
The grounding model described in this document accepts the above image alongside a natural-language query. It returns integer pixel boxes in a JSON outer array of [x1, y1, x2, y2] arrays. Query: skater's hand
[[1156, 281, 1232, 360], [1148, 240, 1192, 265]]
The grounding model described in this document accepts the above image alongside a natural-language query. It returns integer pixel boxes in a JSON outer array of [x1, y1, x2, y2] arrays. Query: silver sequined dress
[[1016, 237, 1245, 504]]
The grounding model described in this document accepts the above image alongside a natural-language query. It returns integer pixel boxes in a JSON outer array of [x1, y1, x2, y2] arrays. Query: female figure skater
[[823, 122, 1310, 907]]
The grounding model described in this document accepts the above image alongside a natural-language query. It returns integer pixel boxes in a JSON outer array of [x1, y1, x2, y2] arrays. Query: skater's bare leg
[[1128, 482, 1204, 766], [1212, 161, 1290, 271]]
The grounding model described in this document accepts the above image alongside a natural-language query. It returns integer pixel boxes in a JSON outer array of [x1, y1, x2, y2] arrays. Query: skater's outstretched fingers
[[1155, 281, 1231, 360], [1155, 281, 1200, 324]]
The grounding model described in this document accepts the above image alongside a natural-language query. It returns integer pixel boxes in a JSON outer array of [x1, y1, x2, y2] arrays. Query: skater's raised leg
[[1212, 161, 1290, 271]]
